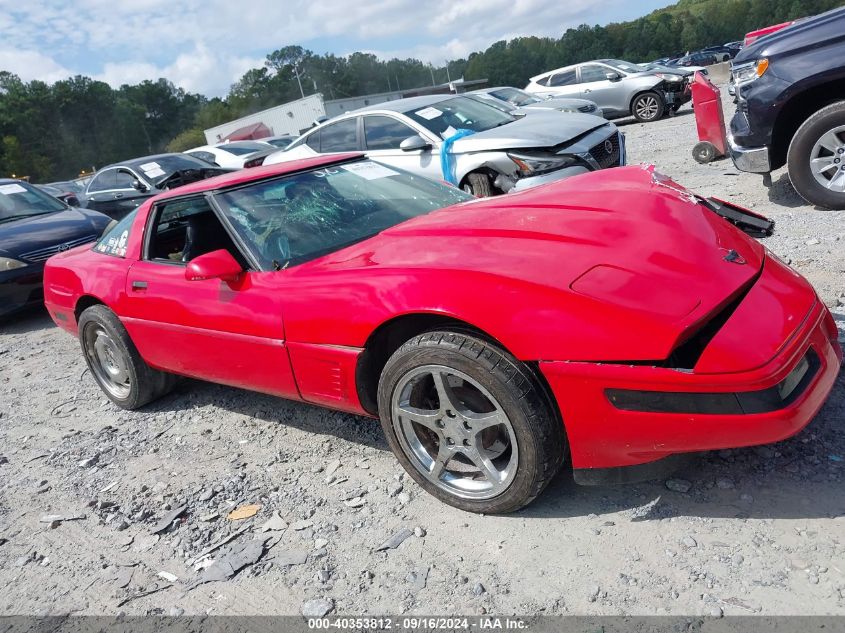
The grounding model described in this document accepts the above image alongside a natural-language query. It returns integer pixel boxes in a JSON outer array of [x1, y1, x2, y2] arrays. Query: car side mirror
[[185, 249, 243, 282], [66, 195, 80, 207], [400, 135, 432, 152], [605, 72, 621, 82], [131, 179, 149, 193]]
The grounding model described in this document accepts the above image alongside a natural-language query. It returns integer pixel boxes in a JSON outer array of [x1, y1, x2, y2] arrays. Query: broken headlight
[[654, 73, 684, 82], [507, 152, 578, 177], [0, 257, 27, 271]]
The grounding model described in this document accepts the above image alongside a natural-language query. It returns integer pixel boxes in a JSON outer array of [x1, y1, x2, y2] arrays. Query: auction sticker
[[342, 162, 399, 180], [139, 162, 166, 179], [414, 106, 442, 120], [0, 183, 28, 195]]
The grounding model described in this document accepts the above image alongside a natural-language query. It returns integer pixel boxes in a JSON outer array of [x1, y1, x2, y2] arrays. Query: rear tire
[[462, 172, 493, 197], [786, 101, 845, 210], [632, 91, 665, 123], [377, 330, 566, 514], [78, 305, 173, 409]]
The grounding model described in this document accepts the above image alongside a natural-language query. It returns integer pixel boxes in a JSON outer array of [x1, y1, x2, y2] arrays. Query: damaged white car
[[263, 94, 625, 196]]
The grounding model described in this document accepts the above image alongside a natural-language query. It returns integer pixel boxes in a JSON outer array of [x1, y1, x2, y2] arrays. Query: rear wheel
[[78, 305, 173, 409], [462, 172, 493, 197], [377, 331, 565, 513], [632, 91, 665, 123], [787, 101, 845, 210]]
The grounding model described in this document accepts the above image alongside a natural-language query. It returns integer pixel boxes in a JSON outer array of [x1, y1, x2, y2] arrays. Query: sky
[[0, 0, 672, 97]]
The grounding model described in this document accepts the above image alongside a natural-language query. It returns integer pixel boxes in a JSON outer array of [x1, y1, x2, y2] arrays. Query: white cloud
[[0, 49, 74, 84], [0, 0, 663, 95]]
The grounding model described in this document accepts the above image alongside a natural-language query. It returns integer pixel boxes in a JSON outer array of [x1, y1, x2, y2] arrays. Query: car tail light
[[244, 157, 265, 168]]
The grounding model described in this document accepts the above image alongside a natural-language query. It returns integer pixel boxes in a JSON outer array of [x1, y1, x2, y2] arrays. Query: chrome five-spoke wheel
[[392, 365, 518, 499]]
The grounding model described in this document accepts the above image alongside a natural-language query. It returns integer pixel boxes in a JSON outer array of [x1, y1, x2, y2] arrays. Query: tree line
[[1, 0, 842, 182]]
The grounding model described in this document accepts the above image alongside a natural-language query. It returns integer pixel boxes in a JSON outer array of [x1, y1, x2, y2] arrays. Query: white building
[[203, 94, 326, 144]]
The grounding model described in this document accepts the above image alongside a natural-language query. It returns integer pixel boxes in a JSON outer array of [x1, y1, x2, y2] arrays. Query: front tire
[[78, 305, 173, 409], [632, 91, 665, 123], [786, 101, 845, 210], [462, 172, 493, 197], [377, 331, 565, 513]]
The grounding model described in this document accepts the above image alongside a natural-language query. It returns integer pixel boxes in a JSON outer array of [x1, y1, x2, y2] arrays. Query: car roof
[[151, 153, 365, 201], [353, 94, 457, 114], [101, 153, 190, 170]]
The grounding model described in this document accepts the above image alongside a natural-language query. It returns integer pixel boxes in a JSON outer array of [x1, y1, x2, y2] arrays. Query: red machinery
[[690, 70, 727, 164]]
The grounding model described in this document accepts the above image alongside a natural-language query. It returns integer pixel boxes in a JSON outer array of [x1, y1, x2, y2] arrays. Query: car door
[[120, 195, 300, 399], [361, 114, 442, 180], [576, 64, 625, 113], [537, 68, 579, 98], [84, 167, 150, 219]]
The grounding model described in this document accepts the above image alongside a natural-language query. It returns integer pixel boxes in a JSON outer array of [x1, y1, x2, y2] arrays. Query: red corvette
[[43, 155, 842, 513]]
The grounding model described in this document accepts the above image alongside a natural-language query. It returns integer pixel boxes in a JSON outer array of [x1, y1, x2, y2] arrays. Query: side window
[[534, 75, 551, 87], [306, 130, 321, 151], [580, 65, 610, 83], [94, 208, 138, 258], [114, 169, 136, 189], [319, 119, 358, 152], [548, 70, 576, 87], [88, 170, 116, 192], [189, 151, 218, 164], [363, 115, 416, 150], [146, 197, 244, 266]]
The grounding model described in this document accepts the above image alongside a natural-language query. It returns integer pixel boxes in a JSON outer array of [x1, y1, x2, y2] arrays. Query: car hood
[[450, 111, 609, 152], [736, 8, 843, 63], [0, 208, 110, 260], [646, 65, 696, 76], [523, 97, 596, 110], [300, 165, 766, 361]]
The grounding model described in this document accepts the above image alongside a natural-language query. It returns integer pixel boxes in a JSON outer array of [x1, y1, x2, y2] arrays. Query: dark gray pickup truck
[[728, 7, 845, 209]]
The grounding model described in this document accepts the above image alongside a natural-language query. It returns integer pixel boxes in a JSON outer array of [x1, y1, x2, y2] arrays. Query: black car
[[728, 7, 845, 209], [81, 153, 228, 219], [37, 183, 81, 207], [672, 52, 718, 67], [0, 179, 112, 317], [700, 45, 738, 62]]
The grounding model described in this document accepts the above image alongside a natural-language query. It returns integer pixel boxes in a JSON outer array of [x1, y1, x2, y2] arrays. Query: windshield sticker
[[341, 162, 399, 180], [414, 106, 442, 120], [96, 229, 130, 257], [139, 162, 165, 179], [0, 183, 27, 195]]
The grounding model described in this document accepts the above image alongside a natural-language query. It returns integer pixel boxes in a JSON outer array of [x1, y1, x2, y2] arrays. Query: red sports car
[[43, 155, 842, 513]]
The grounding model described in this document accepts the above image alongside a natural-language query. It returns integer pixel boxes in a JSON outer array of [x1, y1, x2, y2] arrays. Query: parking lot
[[1, 86, 844, 617]]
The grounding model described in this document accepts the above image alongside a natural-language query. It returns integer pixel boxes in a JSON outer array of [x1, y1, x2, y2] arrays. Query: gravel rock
[[665, 479, 692, 493], [301, 598, 334, 617]]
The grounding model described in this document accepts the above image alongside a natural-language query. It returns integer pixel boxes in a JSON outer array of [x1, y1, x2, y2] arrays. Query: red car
[[743, 21, 796, 46], [43, 155, 842, 513]]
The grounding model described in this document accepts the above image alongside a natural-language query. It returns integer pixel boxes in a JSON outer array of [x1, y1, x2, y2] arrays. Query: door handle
[[131, 281, 148, 291], [115, 193, 124, 199], [583, 88, 592, 93]]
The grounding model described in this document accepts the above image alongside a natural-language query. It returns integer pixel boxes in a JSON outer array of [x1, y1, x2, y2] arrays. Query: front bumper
[[540, 300, 841, 471], [727, 131, 771, 173], [0, 263, 44, 318]]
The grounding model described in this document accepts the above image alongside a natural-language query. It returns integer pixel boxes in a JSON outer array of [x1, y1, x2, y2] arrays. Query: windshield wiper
[[0, 212, 54, 224]]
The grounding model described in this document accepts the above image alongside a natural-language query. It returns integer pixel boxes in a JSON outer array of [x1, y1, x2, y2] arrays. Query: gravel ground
[[1, 85, 844, 618]]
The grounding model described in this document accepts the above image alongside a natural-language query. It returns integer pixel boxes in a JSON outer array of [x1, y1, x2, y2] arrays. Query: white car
[[264, 94, 624, 197], [184, 141, 274, 169]]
